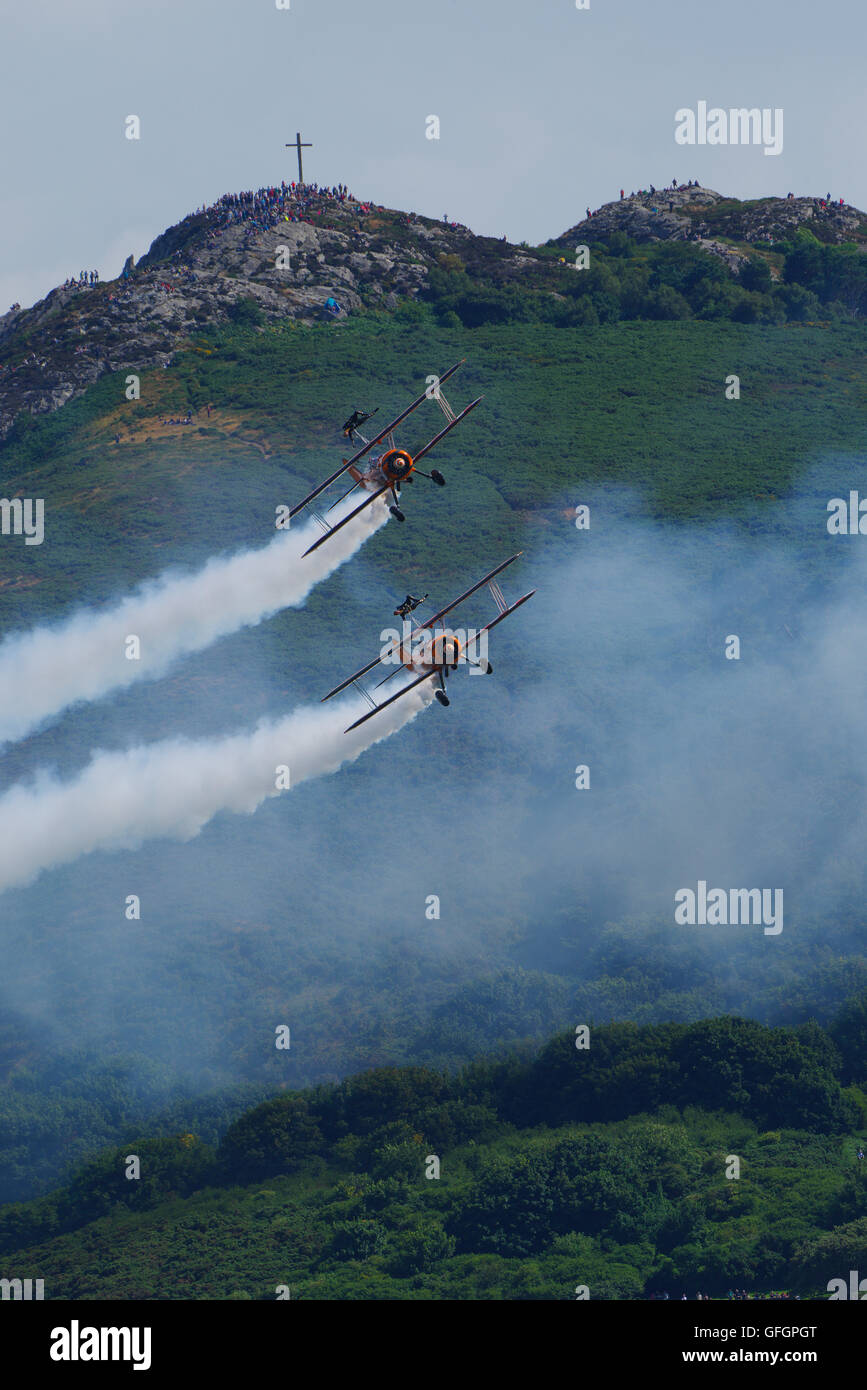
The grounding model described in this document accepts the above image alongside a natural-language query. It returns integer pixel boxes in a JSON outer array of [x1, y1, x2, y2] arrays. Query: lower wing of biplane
[[322, 553, 536, 732], [289, 360, 482, 557]]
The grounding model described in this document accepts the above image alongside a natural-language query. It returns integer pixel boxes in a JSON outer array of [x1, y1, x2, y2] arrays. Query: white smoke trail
[[0, 491, 389, 745], [0, 684, 435, 893]]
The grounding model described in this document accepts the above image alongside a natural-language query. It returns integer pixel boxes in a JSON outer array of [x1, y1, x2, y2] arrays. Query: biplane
[[290, 360, 482, 557], [322, 553, 535, 732]]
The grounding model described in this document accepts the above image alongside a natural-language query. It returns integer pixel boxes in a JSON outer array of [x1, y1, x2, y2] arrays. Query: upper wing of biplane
[[415, 553, 526, 631], [289, 358, 467, 521]]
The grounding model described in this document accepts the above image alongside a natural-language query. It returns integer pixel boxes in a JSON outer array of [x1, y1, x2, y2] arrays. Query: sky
[[0, 0, 862, 310]]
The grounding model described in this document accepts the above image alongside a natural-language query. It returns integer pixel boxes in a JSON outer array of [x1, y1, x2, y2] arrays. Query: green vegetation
[[416, 226, 865, 328], [2, 1016, 865, 1299]]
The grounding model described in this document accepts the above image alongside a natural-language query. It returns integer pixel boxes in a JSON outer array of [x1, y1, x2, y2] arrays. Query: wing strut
[[413, 554, 525, 633], [464, 590, 536, 649], [412, 396, 483, 464], [302, 484, 391, 557], [344, 667, 434, 733]]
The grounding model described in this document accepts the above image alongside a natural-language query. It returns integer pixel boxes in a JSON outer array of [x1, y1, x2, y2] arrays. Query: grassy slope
[[5, 1113, 865, 1300], [2, 316, 866, 634]]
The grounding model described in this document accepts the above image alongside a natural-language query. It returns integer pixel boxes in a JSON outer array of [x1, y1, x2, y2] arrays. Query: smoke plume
[[0, 681, 432, 893], [0, 492, 389, 745]]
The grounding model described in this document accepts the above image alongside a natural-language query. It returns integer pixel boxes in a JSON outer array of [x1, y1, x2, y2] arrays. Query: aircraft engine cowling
[[419, 633, 462, 670], [380, 448, 414, 481]]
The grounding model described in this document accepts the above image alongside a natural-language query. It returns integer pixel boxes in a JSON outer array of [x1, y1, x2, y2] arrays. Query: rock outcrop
[[554, 184, 867, 254]]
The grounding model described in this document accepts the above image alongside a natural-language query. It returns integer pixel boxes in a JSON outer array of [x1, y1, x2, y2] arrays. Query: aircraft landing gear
[[389, 505, 406, 521], [435, 689, 450, 706], [430, 469, 446, 487]]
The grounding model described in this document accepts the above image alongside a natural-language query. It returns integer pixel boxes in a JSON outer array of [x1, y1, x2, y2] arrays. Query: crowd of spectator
[[196, 180, 380, 239], [586, 179, 704, 217], [61, 270, 99, 290]]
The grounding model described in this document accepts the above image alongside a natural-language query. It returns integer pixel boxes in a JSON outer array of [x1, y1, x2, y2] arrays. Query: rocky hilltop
[[554, 182, 867, 270], [1, 180, 865, 440], [0, 184, 536, 441]]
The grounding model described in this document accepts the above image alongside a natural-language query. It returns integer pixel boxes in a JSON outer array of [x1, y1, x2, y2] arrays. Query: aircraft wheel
[[389, 505, 406, 521], [435, 690, 450, 706], [484, 661, 493, 674], [431, 469, 446, 487]]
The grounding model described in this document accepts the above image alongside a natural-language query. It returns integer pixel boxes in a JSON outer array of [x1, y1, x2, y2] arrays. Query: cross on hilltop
[[286, 132, 312, 183]]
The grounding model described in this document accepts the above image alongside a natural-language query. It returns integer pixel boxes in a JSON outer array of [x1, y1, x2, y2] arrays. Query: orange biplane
[[322, 553, 535, 732], [289, 360, 482, 557]]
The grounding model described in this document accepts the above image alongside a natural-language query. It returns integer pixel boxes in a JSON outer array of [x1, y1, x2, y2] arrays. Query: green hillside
[[3, 312, 867, 631], [2, 1017, 866, 1300]]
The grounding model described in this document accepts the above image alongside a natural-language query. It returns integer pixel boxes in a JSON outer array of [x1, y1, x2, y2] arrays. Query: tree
[[830, 994, 867, 1085], [740, 256, 773, 294], [641, 286, 691, 320], [218, 1096, 325, 1180]]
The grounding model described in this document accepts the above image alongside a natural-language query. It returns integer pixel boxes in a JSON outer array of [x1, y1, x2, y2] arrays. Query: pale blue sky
[[1, 0, 862, 308]]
